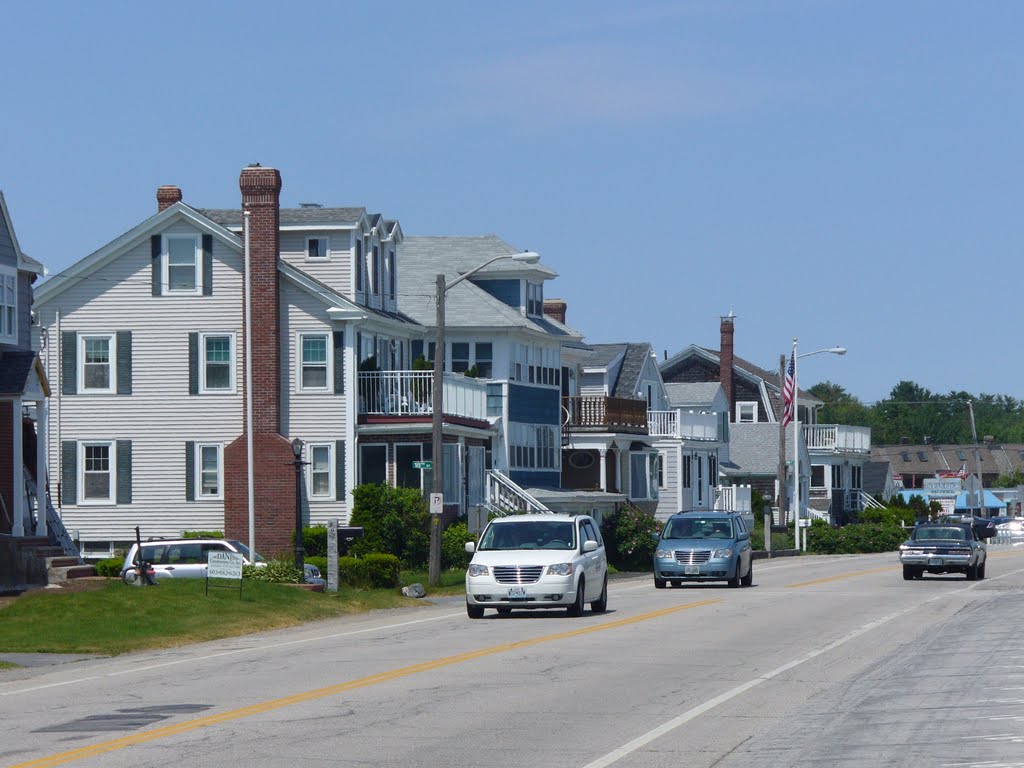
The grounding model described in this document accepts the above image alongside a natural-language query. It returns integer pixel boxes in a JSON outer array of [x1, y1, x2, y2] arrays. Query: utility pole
[[777, 353, 787, 520]]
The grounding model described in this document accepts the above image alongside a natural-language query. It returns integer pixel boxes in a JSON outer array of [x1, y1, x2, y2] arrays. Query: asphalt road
[[4, 547, 1024, 768]]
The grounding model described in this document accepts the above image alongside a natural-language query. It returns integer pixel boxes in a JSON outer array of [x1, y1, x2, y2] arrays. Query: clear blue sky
[[3, 2, 1021, 404]]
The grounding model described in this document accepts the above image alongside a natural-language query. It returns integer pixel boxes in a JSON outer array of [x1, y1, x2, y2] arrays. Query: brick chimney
[[224, 164, 296, 556], [720, 314, 735, 420], [157, 185, 183, 212], [543, 298, 567, 325]]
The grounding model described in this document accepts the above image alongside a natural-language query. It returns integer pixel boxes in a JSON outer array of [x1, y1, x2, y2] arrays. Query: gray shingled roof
[[863, 460, 893, 496], [579, 343, 653, 398], [0, 350, 37, 396], [872, 443, 1024, 478], [727, 422, 783, 476], [664, 382, 721, 408], [197, 207, 366, 228], [399, 236, 579, 337]]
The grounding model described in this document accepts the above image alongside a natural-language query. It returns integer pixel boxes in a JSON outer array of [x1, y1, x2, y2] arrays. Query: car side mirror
[[464, 541, 476, 554], [583, 540, 599, 553], [651, 531, 661, 542], [737, 530, 750, 541], [974, 524, 996, 540]]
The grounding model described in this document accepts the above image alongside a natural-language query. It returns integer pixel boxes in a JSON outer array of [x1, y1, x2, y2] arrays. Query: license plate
[[684, 565, 700, 576], [929, 558, 942, 566], [508, 586, 526, 598]]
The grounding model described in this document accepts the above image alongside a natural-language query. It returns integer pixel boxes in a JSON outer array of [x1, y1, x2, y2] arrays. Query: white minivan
[[464, 514, 608, 618]]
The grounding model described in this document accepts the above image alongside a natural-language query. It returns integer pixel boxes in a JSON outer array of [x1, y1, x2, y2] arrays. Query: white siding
[[37, 227, 243, 543], [279, 230, 353, 297]]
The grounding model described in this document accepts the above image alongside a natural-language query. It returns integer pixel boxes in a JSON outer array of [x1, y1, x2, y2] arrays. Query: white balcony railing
[[647, 409, 719, 441], [358, 370, 488, 422], [803, 424, 871, 453]]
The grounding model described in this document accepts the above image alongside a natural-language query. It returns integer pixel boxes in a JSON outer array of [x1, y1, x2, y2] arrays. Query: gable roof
[[664, 382, 723, 409], [198, 206, 367, 229], [0, 350, 49, 397], [279, 261, 420, 328], [727, 422, 809, 477], [35, 202, 241, 304], [0, 191, 44, 277], [399, 236, 580, 338], [584, 342, 656, 399]]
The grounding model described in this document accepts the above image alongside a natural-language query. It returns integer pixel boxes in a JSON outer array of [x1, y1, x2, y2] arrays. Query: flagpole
[[792, 337, 800, 552]]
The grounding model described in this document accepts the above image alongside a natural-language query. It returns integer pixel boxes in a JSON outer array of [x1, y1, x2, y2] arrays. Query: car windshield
[[228, 540, 265, 562], [664, 518, 733, 540], [479, 521, 576, 550], [914, 526, 965, 541]]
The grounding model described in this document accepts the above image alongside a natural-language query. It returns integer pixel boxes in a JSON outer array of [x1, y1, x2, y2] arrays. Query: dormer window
[[736, 401, 757, 423], [0, 266, 15, 342], [354, 239, 364, 295], [306, 236, 329, 260], [164, 234, 200, 293], [526, 282, 543, 317]]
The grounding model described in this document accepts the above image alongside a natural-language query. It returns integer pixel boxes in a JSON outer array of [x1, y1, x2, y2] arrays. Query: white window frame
[[306, 236, 330, 261], [851, 465, 863, 490], [629, 452, 658, 501], [0, 265, 16, 343], [80, 440, 115, 505], [199, 332, 236, 394], [163, 233, 201, 295], [196, 443, 224, 500], [297, 332, 332, 392], [736, 401, 758, 423], [658, 451, 666, 489], [79, 333, 116, 394], [306, 443, 334, 499]]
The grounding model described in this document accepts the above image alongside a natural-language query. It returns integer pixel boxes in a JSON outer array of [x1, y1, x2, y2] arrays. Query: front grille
[[675, 550, 711, 564], [493, 565, 545, 584]]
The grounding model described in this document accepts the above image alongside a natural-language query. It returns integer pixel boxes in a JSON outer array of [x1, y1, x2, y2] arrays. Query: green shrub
[[600, 504, 661, 572], [337, 554, 401, 588], [94, 557, 123, 577], [349, 484, 430, 568], [807, 521, 906, 554], [243, 559, 303, 583], [183, 530, 224, 539], [858, 506, 915, 527], [298, 526, 329, 557], [442, 520, 475, 570]]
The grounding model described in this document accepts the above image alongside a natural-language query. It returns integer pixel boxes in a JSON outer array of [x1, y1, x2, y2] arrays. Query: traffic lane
[[7, 551, 1020, 768]]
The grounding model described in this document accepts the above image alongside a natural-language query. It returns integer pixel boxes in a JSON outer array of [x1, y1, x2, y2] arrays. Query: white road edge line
[[580, 565, 1024, 768]]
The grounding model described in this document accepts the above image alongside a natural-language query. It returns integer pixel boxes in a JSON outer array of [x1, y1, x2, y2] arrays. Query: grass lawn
[[0, 570, 468, 658]]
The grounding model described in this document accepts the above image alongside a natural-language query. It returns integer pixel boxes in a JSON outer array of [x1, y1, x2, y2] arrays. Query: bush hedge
[[442, 521, 475, 570], [600, 505, 661, 572], [349, 484, 430, 568], [806, 519, 906, 554], [94, 557, 123, 577], [242, 559, 303, 583], [337, 554, 401, 588]]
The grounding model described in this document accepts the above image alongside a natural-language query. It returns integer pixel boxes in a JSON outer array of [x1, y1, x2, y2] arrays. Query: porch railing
[[715, 484, 752, 513], [485, 470, 551, 516], [563, 396, 647, 431], [358, 371, 487, 421], [647, 410, 719, 440], [803, 424, 871, 453]]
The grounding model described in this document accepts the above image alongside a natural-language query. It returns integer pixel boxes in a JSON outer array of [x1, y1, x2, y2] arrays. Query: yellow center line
[[13, 598, 720, 768], [786, 565, 896, 588]]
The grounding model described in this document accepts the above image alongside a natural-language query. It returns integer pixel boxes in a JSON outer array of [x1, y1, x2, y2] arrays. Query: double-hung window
[[451, 342, 470, 374], [81, 442, 113, 503], [198, 444, 223, 498], [299, 333, 329, 391], [165, 234, 200, 293], [200, 334, 234, 393], [308, 444, 333, 498], [0, 266, 15, 342], [306, 236, 329, 260], [80, 334, 115, 393], [475, 343, 493, 378]]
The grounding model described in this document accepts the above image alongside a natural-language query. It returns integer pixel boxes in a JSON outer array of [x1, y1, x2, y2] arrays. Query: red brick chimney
[[224, 164, 296, 556], [720, 314, 735, 420], [157, 185, 183, 212], [543, 298, 567, 324]]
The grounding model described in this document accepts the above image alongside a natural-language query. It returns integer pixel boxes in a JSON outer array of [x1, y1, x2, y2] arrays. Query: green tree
[[349, 483, 431, 568], [807, 381, 871, 427]]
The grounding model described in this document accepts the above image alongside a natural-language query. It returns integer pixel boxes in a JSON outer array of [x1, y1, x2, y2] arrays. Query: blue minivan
[[652, 511, 753, 588]]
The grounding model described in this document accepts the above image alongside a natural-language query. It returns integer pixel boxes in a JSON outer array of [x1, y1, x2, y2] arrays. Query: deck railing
[[563, 396, 647, 431], [358, 370, 488, 421], [647, 410, 719, 440], [803, 424, 871, 453]]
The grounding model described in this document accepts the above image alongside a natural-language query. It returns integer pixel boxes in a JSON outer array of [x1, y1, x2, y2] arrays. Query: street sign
[[430, 493, 443, 516], [413, 461, 432, 469]]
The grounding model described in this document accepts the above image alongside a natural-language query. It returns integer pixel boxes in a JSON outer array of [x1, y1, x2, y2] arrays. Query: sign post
[[206, 551, 244, 598], [327, 518, 339, 593]]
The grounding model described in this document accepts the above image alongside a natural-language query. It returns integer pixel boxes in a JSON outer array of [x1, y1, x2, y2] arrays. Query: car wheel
[[903, 565, 915, 581], [671, 580, 683, 588], [466, 602, 485, 619], [567, 577, 586, 617], [654, 577, 667, 589], [496, 607, 512, 616], [728, 565, 741, 588], [978, 562, 986, 580], [741, 560, 753, 587], [966, 564, 977, 581], [591, 576, 608, 613]]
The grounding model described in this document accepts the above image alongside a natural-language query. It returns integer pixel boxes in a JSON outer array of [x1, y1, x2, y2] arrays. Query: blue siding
[[474, 279, 520, 308], [508, 384, 560, 425], [510, 470, 560, 489]]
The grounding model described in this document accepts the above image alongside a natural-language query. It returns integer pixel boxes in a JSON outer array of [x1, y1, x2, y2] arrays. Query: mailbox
[[337, 526, 364, 556]]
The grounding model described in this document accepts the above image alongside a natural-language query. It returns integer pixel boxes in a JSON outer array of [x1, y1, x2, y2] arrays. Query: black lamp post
[[291, 437, 308, 573]]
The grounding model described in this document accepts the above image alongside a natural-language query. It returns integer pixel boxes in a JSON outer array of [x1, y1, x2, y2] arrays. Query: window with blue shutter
[[333, 331, 345, 394], [202, 234, 214, 296]]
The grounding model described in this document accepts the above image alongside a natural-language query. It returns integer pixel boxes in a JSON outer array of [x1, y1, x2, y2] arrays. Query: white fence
[[647, 410, 719, 440], [358, 371, 487, 421], [804, 424, 871, 453]]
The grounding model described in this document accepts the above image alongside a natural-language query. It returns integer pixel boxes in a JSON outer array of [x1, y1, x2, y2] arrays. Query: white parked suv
[[464, 514, 608, 618]]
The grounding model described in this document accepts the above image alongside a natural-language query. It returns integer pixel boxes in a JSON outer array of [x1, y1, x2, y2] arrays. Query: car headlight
[[547, 563, 574, 576], [655, 548, 673, 559], [712, 548, 734, 559], [467, 564, 489, 577]]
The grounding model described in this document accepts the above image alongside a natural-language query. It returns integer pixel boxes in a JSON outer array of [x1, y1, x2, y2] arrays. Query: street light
[[791, 340, 846, 552], [428, 250, 541, 586], [291, 437, 308, 573]]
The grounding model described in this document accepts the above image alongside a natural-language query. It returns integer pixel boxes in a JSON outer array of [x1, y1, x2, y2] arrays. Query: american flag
[[781, 352, 796, 427], [957, 463, 967, 479]]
